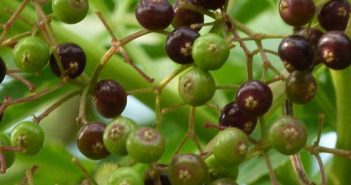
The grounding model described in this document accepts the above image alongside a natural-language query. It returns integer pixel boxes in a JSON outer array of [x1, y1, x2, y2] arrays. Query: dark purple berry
[[318, 0, 350, 31], [50, 43, 86, 79], [144, 173, 171, 185], [278, 35, 314, 71], [279, 0, 315, 27], [296, 28, 324, 66], [219, 101, 257, 135], [165, 27, 200, 64], [236, 80, 273, 117], [286, 71, 317, 104], [317, 31, 351, 70], [93, 80, 127, 118], [172, 0, 204, 30], [0, 57, 6, 84], [76, 122, 110, 160], [198, 0, 225, 10], [135, 0, 174, 31]]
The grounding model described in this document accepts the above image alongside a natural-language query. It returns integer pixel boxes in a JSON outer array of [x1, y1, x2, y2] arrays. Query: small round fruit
[[93, 80, 127, 118], [126, 127, 165, 163], [178, 67, 216, 106], [76, 122, 110, 160], [192, 33, 230, 70], [103, 116, 137, 155], [52, 0, 89, 24], [0, 57, 6, 84], [50, 43, 86, 79], [318, 0, 350, 31], [13, 36, 50, 73], [211, 178, 238, 185], [212, 128, 249, 166], [278, 35, 314, 71], [168, 153, 208, 185], [236, 80, 273, 117], [0, 132, 15, 169], [269, 116, 308, 155], [205, 155, 239, 181], [107, 167, 143, 185], [135, 0, 174, 31], [172, 0, 204, 30], [219, 101, 257, 135], [317, 31, 351, 70], [279, 0, 315, 27], [10, 121, 45, 155], [296, 28, 324, 47], [165, 27, 200, 64], [286, 71, 317, 104], [197, 0, 225, 10]]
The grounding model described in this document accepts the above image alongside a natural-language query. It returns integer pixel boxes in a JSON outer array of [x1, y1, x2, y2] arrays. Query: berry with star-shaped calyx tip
[[219, 101, 257, 135], [49, 43, 86, 79], [279, 0, 315, 27], [178, 67, 216, 106], [318, 0, 350, 31], [269, 116, 308, 155], [317, 31, 351, 70], [126, 127, 165, 163], [168, 153, 209, 185], [165, 27, 200, 64], [76, 122, 110, 160], [286, 70, 317, 104], [212, 128, 249, 166], [278, 35, 314, 71], [10, 121, 45, 155], [236, 80, 273, 117], [103, 116, 137, 156], [172, 0, 204, 31]]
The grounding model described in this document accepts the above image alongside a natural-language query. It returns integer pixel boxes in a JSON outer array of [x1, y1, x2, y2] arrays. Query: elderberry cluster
[[0, 0, 351, 184]]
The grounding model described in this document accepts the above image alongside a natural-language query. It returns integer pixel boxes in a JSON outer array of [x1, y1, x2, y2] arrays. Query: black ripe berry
[[76, 122, 110, 160], [172, 0, 204, 30], [50, 43, 86, 79], [219, 101, 257, 135], [144, 173, 171, 185], [318, 0, 350, 31], [279, 0, 315, 27], [165, 27, 199, 64], [198, 0, 225, 10], [168, 153, 208, 185], [135, 0, 174, 31], [0, 57, 6, 84], [236, 80, 273, 117], [296, 28, 324, 47], [286, 71, 317, 104], [317, 31, 351, 70], [93, 80, 127, 118], [278, 35, 314, 71]]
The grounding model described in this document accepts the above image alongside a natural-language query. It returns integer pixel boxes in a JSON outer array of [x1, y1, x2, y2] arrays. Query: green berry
[[178, 67, 216, 106], [205, 155, 238, 181], [10, 121, 45, 155], [103, 116, 137, 156], [52, 0, 89, 24], [212, 128, 249, 166], [0, 132, 15, 169], [126, 127, 165, 163], [13, 36, 50, 73], [192, 33, 230, 70], [168, 153, 209, 185], [107, 167, 143, 185], [269, 116, 308, 155]]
